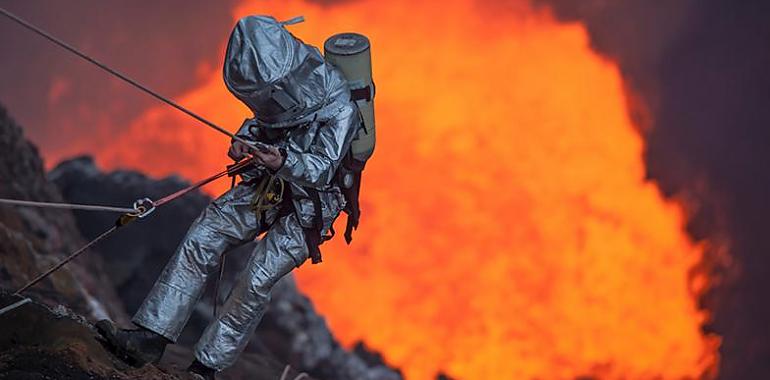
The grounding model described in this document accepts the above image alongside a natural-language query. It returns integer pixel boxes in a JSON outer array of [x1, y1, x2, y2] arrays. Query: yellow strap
[[251, 174, 285, 213]]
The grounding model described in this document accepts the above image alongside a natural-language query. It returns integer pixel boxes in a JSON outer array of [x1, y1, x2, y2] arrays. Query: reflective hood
[[224, 15, 345, 126]]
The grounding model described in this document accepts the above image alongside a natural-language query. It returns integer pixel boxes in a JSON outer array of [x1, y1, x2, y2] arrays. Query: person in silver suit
[[96, 15, 359, 380]]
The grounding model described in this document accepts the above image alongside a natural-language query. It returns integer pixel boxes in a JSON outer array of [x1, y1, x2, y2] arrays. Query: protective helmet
[[223, 15, 328, 126]]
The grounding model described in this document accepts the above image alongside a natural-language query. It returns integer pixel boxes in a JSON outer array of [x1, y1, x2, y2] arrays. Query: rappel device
[[323, 32, 376, 243]]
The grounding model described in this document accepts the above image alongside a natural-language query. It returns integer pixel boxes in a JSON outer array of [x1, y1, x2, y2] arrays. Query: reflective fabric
[[133, 14, 358, 372], [224, 15, 341, 125], [226, 15, 360, 229], [132, 184, 311, 369], [194, 212, 308, 369]]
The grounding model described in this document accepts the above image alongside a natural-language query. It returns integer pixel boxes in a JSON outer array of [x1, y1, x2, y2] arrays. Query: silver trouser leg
[[194, 212, 309, 370], [132, 184, 261, 341]]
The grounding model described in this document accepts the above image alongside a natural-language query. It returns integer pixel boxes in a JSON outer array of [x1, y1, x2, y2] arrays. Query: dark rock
[[49, 156, 403, 380], [49, 155, 210, 314], [260, 277, 402, 380], [0, 291, 316, 380], [0, 104, 323, 379], [0, 104, 127, 323], [353, 341, 392, 369]]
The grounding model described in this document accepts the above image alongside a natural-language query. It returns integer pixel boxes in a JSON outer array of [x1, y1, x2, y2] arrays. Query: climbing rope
[[0, 199, 136, 213], [279, 365, 309, 380], [4, 159, 255, 297], [14, 225, 119, 295], [0, 7, 276, 312], [0, 6, 270, 153]]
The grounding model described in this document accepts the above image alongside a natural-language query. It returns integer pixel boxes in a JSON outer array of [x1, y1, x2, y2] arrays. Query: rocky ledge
[[0, 103, 401, 380]]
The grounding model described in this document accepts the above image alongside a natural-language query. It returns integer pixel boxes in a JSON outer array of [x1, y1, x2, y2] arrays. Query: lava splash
[[94, 0, 719, 378]]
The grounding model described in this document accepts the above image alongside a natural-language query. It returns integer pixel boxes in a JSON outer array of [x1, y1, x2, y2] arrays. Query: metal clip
[[132, 197, 156, 218]]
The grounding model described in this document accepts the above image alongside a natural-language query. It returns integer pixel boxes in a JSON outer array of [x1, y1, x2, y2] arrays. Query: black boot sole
[[95, 320, 160, 367]]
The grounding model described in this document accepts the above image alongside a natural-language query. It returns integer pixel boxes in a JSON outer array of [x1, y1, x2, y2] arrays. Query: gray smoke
[[534, 0, 770, 378], [4, 0, 769, 378], [0, 0, 238, 165]]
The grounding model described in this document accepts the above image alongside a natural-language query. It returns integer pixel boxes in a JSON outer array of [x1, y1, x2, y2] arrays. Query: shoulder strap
[[301, 187, 336, 264], [341, 156, 366, 244]]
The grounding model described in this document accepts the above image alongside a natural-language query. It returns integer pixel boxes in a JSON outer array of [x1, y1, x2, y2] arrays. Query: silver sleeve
[[275, 103, 358, 189]]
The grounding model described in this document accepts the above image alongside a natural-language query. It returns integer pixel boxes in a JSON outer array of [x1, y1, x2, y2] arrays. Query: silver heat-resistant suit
[[132, 16, 359, 370]]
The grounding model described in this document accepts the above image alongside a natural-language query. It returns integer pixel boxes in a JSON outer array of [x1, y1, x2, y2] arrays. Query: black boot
[[187, 359, 217, 380], [95, 319, 169, 367]]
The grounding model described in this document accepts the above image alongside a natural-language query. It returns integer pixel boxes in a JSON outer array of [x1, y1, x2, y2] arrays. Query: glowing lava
[[95, 0, 719, 378]]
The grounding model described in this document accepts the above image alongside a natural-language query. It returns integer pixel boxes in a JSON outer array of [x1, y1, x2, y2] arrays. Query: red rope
[[10, 159, 254, 297], [153, 160, 252, 207], [14, 225, 118, 295]]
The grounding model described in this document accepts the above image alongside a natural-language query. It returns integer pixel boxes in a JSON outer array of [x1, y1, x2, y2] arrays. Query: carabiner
[[132, 197, 156, 218]]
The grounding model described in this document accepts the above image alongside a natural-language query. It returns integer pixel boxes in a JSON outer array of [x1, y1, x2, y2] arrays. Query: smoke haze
[[0, 0, 237, 165], [2, 0, 768, 378], [537, 0, 770, 378]]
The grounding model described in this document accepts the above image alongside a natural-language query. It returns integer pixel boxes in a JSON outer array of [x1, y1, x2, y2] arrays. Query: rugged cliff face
[[0, 105, 127, 323], [0, 291, 315, 380], [50, 156, 402, 380], [49, 156, 211, 317], [0, 104, 401, 380]]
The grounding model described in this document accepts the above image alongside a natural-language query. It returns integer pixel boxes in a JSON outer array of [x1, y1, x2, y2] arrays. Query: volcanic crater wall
[[0, 104, 127, 322], [49, 156, 403, 380], [2, 0, 768, 379], [0, 104, 402, 380]]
